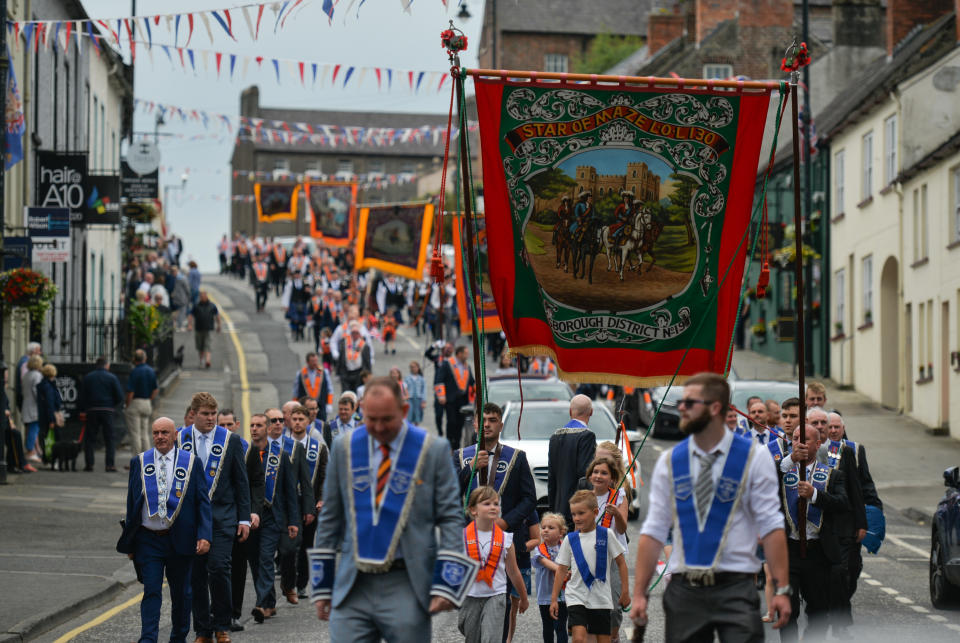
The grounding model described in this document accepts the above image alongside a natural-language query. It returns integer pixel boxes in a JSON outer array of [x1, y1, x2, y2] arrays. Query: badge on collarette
[[267, 454, 281, 467], [390, 470, 413, 495], [307, 449, 318, 461], [496, 460, 508, 473], [182, 442, 192, 451], [715, 477, 738, 503], [353, 471, 371, 492], [812, 470, 828, 484], [144, 464, 156, 476], [783, 472, 799, 487], [175, 468, 187, 480], [211, 444, 223, 456], [674, 474, 692, 501]]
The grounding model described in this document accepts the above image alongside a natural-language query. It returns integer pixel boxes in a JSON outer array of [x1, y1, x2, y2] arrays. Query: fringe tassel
[[507, 344, 695, 388]]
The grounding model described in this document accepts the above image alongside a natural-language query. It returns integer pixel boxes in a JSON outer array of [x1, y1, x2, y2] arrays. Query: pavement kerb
[[0, 574, 139, 643]]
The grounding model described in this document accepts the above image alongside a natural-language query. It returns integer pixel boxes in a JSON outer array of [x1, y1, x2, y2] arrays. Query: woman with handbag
[[19, 355, 44, 463], [37, 363, 64, 463]]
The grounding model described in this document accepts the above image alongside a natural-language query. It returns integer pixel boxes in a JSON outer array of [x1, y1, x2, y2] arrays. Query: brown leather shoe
[[284, 589, 299, 605], [194, 638, 214, 643], [214, 633, 232, 643], [263, 607, 276, 618]]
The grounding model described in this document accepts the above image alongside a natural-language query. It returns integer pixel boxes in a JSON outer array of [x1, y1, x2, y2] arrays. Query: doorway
[[880, 257, 899, 408]]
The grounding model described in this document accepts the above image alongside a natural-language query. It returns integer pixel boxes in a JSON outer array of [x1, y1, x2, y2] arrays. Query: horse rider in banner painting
[[609, 190, 634, 247], [554, 195, 573, 270]]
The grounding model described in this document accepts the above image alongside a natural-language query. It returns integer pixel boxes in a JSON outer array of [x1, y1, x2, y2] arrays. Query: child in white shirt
[[551, 490, 630, 643], [459, 487, 529, 643]]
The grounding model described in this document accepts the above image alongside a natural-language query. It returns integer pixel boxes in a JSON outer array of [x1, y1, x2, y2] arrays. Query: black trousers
[[255, 284, 268, 311], [231, 536, 252, 619], [831, 540, 861, 628], [292, 518, 317, 591], [781, 539, 833, 642], [279, 518, 305, 593], [445, 402, 466, 449], [538, 603, 569, 643], [663, 574, 763, 643], [84, 410, 116, 468], [434, 399, 445, 437], [342, 369, 364, 394], [192, 525, 234, 635], [5, 425, 25, 470]]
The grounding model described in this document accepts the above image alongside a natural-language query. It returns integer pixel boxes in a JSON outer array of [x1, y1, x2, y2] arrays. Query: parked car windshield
[[731, 381, 802, 411], [501, 406, 617, 440]]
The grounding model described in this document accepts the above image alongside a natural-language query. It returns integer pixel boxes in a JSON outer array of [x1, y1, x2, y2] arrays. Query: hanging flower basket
[[0, 268, 58, 322]]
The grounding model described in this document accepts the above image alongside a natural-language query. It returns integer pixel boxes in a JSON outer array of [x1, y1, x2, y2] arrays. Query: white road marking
[[910, 605, 929, 613], [880, 587, 899, 595], [864, 579, 882, 586], [886, 533, 928, 539], [887, 534, 930, 558], [946, 624, 960, 632], [895, 596, 914, 604], [652, 445, 663, 452], [927, 614, 948, 622], [860, 572, 870, 578]]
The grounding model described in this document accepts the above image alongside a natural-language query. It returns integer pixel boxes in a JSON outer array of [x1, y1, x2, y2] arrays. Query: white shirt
[[141, 449, 176, 531], [329, 322, 375, 364], [640, 430, 785, 574], [556, 527, 626, 609], [750, 428, 771, 445], [467, 529, 515, 597], [191, 427, 250, 527]]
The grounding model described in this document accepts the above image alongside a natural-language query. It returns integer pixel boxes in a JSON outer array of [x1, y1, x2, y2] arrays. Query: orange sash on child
[[599, 488, 618, 528], [465, 522, 504, 587]]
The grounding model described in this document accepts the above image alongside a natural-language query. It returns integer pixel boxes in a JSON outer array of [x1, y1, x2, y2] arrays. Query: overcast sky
[[88, 0, 485, 271]]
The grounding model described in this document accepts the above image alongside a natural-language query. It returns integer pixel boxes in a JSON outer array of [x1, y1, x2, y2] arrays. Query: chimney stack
[[832, 0, 884, 49], [886, 0, 952, 56], [648, 11, 686, 56]]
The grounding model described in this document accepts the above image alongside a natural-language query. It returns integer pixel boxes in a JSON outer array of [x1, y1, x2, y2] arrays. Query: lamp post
[[162, 174, 188, 241]]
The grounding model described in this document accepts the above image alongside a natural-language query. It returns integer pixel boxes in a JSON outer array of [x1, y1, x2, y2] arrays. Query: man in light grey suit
[[309, 376, 476, 642]]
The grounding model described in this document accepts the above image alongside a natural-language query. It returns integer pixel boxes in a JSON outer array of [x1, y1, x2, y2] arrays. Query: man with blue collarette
[[548, 394, 598, 530], [178, 392, 251, 643], [118, 417, 212, 643], [322, 392, 358, 449], [309, 376, 477, 642], [631, 372, 792, 641]]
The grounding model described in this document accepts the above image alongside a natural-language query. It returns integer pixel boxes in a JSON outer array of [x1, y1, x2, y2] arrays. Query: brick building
[[230, 86, 448, 237], [476, 0, 655, 72]]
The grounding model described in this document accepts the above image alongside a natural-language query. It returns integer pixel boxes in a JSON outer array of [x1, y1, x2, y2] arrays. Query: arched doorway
[[880, 257, 899, 409]]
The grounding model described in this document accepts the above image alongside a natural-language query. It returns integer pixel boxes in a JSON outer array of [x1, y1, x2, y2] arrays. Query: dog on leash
[[51, 440, 82, 471]]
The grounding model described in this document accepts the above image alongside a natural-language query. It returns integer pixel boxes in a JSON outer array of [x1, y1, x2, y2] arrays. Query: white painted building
[[824, 11, 960, 437]]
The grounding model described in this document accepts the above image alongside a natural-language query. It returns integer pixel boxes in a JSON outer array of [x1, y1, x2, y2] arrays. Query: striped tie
[[695, 452, 719, 520], [376, 444, 391, 508]]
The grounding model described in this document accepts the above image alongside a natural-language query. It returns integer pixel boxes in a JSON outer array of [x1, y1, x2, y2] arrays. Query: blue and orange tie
[[376, 444, 391, 508]]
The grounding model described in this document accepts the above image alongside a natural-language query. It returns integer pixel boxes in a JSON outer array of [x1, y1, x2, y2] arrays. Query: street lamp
[[457, 3, 471, 20], [162, 173, 188, 241]]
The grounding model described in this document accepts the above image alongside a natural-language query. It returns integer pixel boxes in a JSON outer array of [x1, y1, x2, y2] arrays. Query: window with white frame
[[273, 158, 290, 172], [835, 268, 846, 334], [367, 159, 385, 176], [926, 297, 934, 367], [912, 188, 920, 261], [953, 166, 960, 244], [336, 159, 354, 177], [304, 160, 322, 177], [834, 149, 845, 214], [884, 115, 897, 185], [862, 131, 873, 199], [862, 254, 873, 322], [921, 183, 929, 259], [544, 54, 568, 73], [703, 64, 733, 79], [918, 301, 926, 373]]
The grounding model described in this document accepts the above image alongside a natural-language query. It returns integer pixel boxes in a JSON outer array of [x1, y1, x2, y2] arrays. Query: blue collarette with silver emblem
[[672, 433, 753, 568]]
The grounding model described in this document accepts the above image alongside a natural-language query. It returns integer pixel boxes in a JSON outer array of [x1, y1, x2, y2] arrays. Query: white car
[[499, 400, 642, 520]]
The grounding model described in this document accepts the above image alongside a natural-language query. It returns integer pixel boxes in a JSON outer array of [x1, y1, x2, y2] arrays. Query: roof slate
[[498, 0, 655, 36]]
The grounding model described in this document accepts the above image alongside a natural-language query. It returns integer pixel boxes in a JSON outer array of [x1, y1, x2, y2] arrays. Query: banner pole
[[789, 66, 808, 558], [455, 71, 487, 483]]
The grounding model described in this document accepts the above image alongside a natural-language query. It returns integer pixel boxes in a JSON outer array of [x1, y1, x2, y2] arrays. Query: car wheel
[[930, 534, 960, 608]]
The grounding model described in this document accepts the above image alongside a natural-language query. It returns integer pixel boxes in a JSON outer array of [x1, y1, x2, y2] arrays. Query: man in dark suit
[[276, 403, 318, 604], [335, 321, 372, 393], [779, 424, 850, 643], [547, 394, 597, 529], [117, 417, 213, 643], [250, 410, 300, 622], [178, 393, 252, 643], [434, 345, 474, 449], [282, 404, 328, 599], [223, 411, 264, 633]]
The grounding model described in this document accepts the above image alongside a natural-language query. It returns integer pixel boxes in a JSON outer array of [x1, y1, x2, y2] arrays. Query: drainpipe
[[890, 88, 905, 414]]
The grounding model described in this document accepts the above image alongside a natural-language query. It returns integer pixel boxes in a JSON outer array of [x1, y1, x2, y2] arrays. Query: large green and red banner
[[474, 78, 773, 384]]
